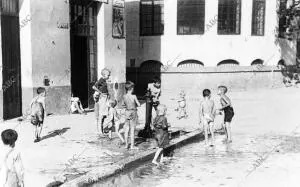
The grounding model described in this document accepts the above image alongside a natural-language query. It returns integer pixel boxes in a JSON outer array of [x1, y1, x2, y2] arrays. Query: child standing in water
[[199, 89, 216, 146], [30, 87, 46, 143], [93, 68, 111, 136], [217, 85, 234, 143], [102, 99, 125, 142], [152, 104, 170, 166], [122, 81, 141, 150], [0, 129, 24, 187]]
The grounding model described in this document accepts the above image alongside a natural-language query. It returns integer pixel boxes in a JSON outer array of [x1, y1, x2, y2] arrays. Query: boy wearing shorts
[[217, 85, 234, 143], [122, 81, 141, 150], [30, 87, 46, 143]]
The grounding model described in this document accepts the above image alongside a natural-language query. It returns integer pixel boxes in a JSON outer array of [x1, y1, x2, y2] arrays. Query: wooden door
[[70, 0, 98, 109], [1, 0, 22, 119]]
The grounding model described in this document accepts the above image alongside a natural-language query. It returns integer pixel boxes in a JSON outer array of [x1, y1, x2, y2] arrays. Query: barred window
[[140, 0, 164, 36], [177, 0, 205, 35], [278, 0, 287, 38], [252, 0, 265, 36], [217, 0, 241, 35]]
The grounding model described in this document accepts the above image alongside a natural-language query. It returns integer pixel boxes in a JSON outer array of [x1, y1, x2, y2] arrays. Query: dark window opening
[[217, 0, 241, 35], [177, 0, 205, 35], [251, 59, 264, 65], [140, 0, 164, 36], [278, 0, 287, 38], [217, 59, 240, 66], [177, 60, 204, 67]]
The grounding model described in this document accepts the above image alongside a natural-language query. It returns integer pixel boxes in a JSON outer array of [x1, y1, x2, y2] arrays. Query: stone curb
[[56, 130, 204, 187]]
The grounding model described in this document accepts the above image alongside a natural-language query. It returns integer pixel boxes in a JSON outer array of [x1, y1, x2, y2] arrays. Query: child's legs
[[152, 147, 163, 163], [115, 122, 125, 142], [130, 119, 136, 148], [108, 130, 112, 139], [38, 123, 44, 138], [124, 122, 130, 146], [95, 102, 100, 131], [209, 122, 215, 142], [225, 122, 232, 140], [78, 101, 84, 111], [203, 120, 209, 144], [99, 115, 106, 134], [34, 125, 38, 139]]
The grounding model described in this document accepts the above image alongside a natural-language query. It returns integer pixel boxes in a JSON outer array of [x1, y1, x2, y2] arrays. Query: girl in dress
[[152, 104, 170, 165]]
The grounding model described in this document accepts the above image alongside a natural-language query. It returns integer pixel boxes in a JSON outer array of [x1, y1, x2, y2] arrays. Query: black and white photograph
[[1, 0, 300, 186]]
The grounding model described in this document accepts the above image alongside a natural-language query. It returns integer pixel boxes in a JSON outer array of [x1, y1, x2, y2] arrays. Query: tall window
[[140, 0, 164, 36], [252, 0, 265, 36], [278, 0, 287, 38], [177, 0, 205, 35], [217, 0, 241, 35]]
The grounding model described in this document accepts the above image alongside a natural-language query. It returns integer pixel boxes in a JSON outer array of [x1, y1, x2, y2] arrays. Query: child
[[102, 99, 124, 141], [122, 81, 141, 150], [30, 87, 46, 143], [146, 77, 161, 110], [93, 68, 111, 136], [0, 129, 24, 187], [152, 104, 170, 166], [217, 86, 234, 143], [145, 77, 161, 130], [175, 90, 188, 119], [199, 89, 216, 146], [70, 96, 86, 115]]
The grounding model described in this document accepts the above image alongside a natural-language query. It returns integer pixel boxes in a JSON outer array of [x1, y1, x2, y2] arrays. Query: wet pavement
[[92, 131, 300, 187], [91, 87, 300, 187], [0, 87, 300, 187]]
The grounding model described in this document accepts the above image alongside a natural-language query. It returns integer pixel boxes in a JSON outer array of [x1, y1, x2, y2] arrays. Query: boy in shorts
[[199, 89, 216, 146], [217, 85, 234, 143], [30, 87, 46, 143], [122, 81, 141, 150]]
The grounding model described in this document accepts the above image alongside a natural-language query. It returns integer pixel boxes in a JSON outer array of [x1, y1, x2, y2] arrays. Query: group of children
[[0, 66, 235, 185], [199, 86, 234, 146]]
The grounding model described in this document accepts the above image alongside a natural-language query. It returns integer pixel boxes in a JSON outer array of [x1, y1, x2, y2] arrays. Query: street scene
[[1, 0, 300, 187]]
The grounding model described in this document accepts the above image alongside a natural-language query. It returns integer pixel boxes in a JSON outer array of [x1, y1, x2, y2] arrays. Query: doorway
[[1, 0, 22, 120], [70, 0, 98, 109]]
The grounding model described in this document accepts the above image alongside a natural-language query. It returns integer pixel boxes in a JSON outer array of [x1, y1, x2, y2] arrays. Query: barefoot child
[[217, 85, 234, 143], [122, 81, 141, 149], [0, 129, 24, 187], [175, 90, 188, 119], [30, 87, 46, 143], [93, 68, 111, 135], [199, 89, 216, 146], [152, 104, 170, 166], [102, 99, 124, 141], [70, 96, 86, 115]]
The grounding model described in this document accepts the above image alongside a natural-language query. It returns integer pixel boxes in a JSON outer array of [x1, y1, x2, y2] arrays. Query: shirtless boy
[[199, 89, 216, 146]]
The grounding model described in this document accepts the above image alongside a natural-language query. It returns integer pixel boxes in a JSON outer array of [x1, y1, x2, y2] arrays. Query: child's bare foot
[[125, 144, 129, 149], [152, 160, 160, 166]]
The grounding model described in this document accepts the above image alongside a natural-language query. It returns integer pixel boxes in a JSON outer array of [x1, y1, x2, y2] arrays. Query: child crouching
[[152, 104, 170, 166]]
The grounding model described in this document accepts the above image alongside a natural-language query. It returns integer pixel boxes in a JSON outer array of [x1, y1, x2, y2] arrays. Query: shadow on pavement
[[40, 127, 71, 141]]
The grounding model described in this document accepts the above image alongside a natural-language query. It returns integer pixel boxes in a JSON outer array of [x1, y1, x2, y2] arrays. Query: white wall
[[126, 0, 296, 67]]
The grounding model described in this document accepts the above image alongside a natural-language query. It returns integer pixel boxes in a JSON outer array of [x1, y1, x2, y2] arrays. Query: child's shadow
[[40, 127, 71, 141]]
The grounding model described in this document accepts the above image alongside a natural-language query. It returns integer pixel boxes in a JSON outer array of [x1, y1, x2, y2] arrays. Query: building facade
[[126, 0, 297, 96], [0, 0, 126, 120]]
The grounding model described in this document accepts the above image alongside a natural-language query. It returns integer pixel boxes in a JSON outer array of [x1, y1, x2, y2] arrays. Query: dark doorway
[[1, 0, 22, 120], [70, 0, 98, 108]]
